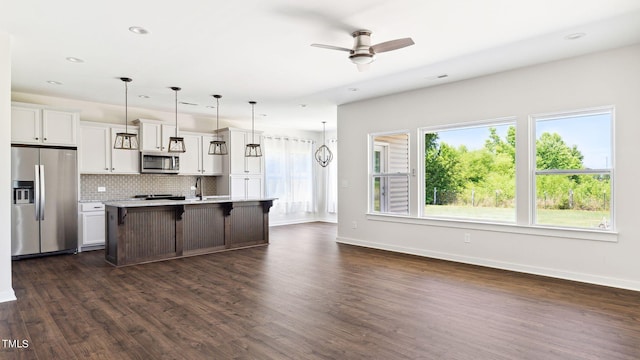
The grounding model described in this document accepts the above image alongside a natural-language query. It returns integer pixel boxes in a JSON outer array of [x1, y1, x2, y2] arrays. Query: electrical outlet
[[351, 221, 357, 229], [98, 186, 106, 192], [464, 233, 471, 243]]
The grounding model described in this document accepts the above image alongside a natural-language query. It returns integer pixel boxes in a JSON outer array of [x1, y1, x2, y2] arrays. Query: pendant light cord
[[174, 89, 178, 137], [124, 81, 128, 133], [322, 121, 326, 145]]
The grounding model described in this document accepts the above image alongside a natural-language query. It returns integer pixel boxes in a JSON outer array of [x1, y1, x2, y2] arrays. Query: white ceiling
[[2, 0, 640, 131]]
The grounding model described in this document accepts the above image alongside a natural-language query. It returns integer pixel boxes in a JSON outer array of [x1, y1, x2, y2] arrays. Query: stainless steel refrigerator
[[11, 145, 78, 258]]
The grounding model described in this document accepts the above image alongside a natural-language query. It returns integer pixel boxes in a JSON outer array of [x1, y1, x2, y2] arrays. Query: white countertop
[[102, 196, 276, 208]]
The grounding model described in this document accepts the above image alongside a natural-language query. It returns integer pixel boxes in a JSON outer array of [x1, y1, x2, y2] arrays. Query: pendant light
[[168, 86, 186, 153], [245, 101, 262, 157], [208, 94, 228, 155], [315, 121, 333, 167], [113, 77, 139, 150]]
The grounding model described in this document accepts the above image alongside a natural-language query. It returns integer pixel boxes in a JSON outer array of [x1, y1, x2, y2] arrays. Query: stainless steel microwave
[[140, 152, 180, 174]]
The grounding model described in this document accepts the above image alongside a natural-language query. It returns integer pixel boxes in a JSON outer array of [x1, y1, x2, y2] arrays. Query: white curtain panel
[[326, 138, 338, 214], [264, 136, 314, 215]]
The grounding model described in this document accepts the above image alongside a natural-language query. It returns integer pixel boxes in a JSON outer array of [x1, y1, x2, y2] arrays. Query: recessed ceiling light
[[66, 57, 84, 63], [47, 80, 63, 85], [565, 32, 586, 40], [259, 114, 267, 117], [437, 74, 448, 79], [206, 105, 215, 109], [347, 87, 359, 92], [300, 104, 307, 108], [129, 26, 150, 35], [138, 95, 150, 99], [179, 101, 198, 106]]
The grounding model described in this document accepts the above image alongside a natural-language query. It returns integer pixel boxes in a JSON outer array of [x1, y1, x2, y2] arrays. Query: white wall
[[337, 44, 640, 291], [0, 31, 17, 302]]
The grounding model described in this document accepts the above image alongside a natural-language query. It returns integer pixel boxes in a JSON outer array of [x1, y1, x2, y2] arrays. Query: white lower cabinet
[[79, 202, 105, 250], [230, 175, 263, 198]]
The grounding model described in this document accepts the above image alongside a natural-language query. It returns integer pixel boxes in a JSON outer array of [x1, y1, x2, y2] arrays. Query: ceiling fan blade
[[371, 38, 414, 53], [356, 63, 370, 72], [311, 43, 352, 52]]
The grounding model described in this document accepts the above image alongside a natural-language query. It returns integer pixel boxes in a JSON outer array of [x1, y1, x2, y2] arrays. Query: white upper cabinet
[[201, 135, 223, 175], [11, 103, 78, 146], [80, 125, 110, 173], [227, 128, 263, 175], [79, 122, 139, 174], [216, 128, 264, 197], [179, 132, 222, 175], [110, 127, 139, 173], [135, 119, 176, 152]]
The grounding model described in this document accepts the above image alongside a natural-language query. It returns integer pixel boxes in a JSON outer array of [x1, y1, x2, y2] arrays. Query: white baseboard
[[0, 289, 17, 303], [336, 236, 640, 292], [270, 219, 318, 226], [270, 217, 337, 227]]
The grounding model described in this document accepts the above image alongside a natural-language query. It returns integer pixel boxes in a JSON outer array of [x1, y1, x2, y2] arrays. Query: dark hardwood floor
[[2, 222, 640, 359]]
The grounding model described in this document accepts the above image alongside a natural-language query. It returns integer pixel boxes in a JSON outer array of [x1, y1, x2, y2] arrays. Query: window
[[532, 108, 613, 230], [264, 136, 314, 215], [326, 138, 338, 214], [422, 120, 516, 222], [369, 132, 409, 214]]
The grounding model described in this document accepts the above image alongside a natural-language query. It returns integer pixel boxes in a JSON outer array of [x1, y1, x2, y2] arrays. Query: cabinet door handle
[[35, 137, 39, 140], [111, 168, 115, 170], [44, 138, 47, 141], [104, 168, 109, 170]]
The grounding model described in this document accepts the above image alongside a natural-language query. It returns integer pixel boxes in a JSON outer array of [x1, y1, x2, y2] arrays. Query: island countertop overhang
[[103, 196, 278, 208]]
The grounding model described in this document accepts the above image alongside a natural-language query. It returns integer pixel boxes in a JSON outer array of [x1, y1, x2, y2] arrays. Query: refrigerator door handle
[[34, 165, 40, 220], [39, 164, 46, 221]]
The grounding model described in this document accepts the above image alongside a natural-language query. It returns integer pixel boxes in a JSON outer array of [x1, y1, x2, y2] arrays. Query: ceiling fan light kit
[[311, 29, 414, 72]]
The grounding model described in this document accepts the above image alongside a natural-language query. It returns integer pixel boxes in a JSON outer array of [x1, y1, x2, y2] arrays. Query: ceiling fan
[[311, 30, 414, 72]]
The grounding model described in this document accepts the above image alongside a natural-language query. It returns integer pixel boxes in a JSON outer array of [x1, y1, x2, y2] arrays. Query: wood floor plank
[[3, 222, 640, 359]]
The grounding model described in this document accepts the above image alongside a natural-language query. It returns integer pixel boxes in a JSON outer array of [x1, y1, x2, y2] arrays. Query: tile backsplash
[[81, 174, 218, 201]]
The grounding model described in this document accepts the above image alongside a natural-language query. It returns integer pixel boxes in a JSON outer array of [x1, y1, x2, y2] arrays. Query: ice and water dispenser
[[12, 181, 34, 205]]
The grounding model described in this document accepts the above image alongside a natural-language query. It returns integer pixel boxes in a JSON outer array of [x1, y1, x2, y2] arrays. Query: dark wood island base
[[104, 199, 274, 266]]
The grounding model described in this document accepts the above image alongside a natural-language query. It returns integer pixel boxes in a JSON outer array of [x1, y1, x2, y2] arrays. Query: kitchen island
[[103, 197, 274, 266]]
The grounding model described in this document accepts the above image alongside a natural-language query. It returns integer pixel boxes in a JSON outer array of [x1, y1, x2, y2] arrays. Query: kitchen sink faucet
[[195, 176, 203, 200]]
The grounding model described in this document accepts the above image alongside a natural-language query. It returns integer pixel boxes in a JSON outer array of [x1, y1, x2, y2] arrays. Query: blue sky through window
[[433, 113, 611, 169]]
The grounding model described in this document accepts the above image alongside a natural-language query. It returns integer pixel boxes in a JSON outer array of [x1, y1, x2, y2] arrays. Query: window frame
[[365, 107, 617, 242], [368, 130, 411, 215], [419, 117, 517, 223], [529, 106, 615, 231]]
